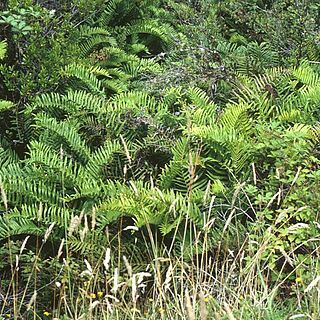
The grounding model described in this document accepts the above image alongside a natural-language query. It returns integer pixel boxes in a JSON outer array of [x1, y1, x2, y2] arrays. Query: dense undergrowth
[[0, 0, 320, 319]]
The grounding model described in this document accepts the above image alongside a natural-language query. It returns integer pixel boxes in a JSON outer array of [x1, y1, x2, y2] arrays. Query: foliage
[[0, 0, 320, 319]]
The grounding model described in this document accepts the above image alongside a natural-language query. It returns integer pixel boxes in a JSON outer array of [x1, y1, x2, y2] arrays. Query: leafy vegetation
[[0, 0, 320, 319]]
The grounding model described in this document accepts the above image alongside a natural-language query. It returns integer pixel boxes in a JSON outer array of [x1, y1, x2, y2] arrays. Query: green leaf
[[0, 100, 14, 112]]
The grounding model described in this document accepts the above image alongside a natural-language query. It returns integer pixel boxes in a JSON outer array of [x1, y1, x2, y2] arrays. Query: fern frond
[[108, 90, 159, 114], [219, 103, 252, 134], [0, 215, 43, 240], [0, 100, 14, 112], [96, 0, 122, 26], [123, 58, 162, 77], [2, 177, 63, 207], [123, 20, 175, 47], [292, 62, 319, 87], [68, 231, 108, 255], [0, 40, 6, 60], [34, 90, 107, 118], [187, 87, 215, 109], [62, 63, 110, 94], [19, 203, 71, 227], [86, 141, 121, 180], [78, 25, 117, 57], [34, 114, 91, 162]]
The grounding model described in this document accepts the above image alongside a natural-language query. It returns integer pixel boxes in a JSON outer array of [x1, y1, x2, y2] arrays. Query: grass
[[1, 187, 320, 320]]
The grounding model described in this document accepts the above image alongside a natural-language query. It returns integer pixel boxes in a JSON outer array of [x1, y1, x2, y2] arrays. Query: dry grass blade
[[185, 289, 195, 320]]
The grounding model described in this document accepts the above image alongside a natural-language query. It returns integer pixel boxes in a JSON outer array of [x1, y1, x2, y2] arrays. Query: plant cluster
[[0, 0, 320, 319]]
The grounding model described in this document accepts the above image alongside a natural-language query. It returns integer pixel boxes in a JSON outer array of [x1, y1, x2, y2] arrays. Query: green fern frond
[[187, 87, 216, 109], [34, 90, 107, 117], [86, 141, 121, 180], [0, 40, 7, 60], [305, 38, 320, 62], [27, 140, 79, 183], [236, 42, 278, 75], [96, 0, 122, 26], [0, 147, 18, 167], [78, 25, 117, 57], [68, 232, 108, 255], [286, 123, 319, 143], [34, 114, 91, 162], [108, 90, 159, 114], [65, 90, 107, 114], [79, 25, 111, 38], [0, 100, 14, 112], [277, 109, 303, 122], [19, 203, 71, 227], [123, 58, 162, 77], [190, 125, 237, 144], [2, 177, 63, 207], [0, 215, 43, 240], [98, 47, 136, 66], [62, 63, 110, 94], [80, 34, 117, 57], [102, 78, 128, 93], [123, 20, 175, 47], [292, 62, 319, 87], [219, 103, 252, 134]]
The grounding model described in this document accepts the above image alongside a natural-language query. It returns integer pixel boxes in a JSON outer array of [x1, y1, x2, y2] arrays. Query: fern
[[95, 0, 122, 26], [62, 63, 109, 95], [0, 41, 14, 113], [122, 20, 175, 48], [0, 40, 6, 60], [123, 58, 162, 77], [78, 25, 117, 57], [86, 141, 121, 180], [0, 215, 43, 239], [34, 114, 91, 162]]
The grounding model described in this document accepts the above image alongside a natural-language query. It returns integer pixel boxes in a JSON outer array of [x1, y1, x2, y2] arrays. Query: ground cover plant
[[0, 0, 320, 319]]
